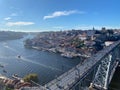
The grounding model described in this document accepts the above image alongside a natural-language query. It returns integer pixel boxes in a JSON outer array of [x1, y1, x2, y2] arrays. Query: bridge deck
[[44, 41, 120, 90], [20, 41, 120, 90]]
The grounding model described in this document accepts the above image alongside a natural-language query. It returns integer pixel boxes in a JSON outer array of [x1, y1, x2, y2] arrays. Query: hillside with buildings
[[0, 31, 27, 41], [24, 28, 120, 58]]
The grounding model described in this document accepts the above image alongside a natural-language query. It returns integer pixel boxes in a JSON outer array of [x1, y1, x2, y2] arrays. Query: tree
[[71, 38, 85, 48], [23, 73, 39, 83]]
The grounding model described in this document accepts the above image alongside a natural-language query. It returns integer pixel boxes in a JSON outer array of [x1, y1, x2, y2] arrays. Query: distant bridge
[[22, 41, 120, 90]]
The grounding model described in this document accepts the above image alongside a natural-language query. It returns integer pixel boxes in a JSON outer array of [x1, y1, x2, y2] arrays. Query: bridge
[[21, 40, 120, 90]]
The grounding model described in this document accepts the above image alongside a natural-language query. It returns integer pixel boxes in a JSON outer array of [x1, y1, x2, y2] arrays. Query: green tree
[[71, 38, 84, 48], [23, 73, 39, 83]]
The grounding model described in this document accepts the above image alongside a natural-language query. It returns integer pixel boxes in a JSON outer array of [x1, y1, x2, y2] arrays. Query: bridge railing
[[44, 40, 120, 90], [20, 41, 120, 90]]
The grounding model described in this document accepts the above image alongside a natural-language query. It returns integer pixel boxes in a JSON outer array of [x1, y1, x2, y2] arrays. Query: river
[[0, 35, 119, 89], [0, 35, 81, 85]]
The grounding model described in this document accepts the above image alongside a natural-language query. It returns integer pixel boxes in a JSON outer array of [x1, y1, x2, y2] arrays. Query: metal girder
[[89, 54, 112, 90]]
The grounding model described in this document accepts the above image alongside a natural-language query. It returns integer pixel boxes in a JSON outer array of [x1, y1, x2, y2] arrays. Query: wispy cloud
[[4, 13, 17, 21], [6, 21, 35, 26], [74, 25, 120, 30], [4, 17, 11, 20], [4, 13, 18, 21], [43, 10, 85, 20], [11, 13, 17, 16], [53, 26, 64, 29]]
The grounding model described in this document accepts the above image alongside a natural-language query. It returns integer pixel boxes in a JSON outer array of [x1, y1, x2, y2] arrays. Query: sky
[[0, 0, 120, 32]]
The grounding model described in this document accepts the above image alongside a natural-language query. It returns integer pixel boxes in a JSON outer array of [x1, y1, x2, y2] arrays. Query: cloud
[[11, 13, 17, 16], [4, 13, 18, 21], [53, 26, 64, 29], [4, 17, 11, 20], [74, 25, 120, 30], [43, 10, 85, 20], [6, 21, 35, 26]]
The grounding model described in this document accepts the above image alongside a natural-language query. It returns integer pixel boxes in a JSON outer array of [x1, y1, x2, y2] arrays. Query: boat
[[61, 53, 73, 58], [13, 74, 18, 77], [3, 69, 7, 73], [12, 74, 21, 80], [12, 74, 18, 78], [17, 55, 21, 58]]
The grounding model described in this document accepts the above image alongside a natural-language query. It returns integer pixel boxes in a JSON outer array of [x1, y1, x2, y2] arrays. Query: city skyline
[[0, 0, 120, 32]]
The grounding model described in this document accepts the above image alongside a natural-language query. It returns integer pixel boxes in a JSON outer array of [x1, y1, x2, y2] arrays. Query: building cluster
[[25, 28, 120, 58], [0, 75, 31, 89]]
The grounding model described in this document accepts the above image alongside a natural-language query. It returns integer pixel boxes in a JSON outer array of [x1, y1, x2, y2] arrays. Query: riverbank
[[0, 31, 27, 42], [30, 46, 90, 59]]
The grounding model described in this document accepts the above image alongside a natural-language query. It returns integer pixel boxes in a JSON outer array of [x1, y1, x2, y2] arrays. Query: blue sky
[[0, 0, 120, 32]]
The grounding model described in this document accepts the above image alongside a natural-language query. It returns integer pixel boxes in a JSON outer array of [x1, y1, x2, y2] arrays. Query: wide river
[[0, 35, 119, 89], [0, 35, 81, 85]]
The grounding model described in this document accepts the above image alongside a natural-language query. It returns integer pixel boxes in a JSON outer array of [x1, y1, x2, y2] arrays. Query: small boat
[[13, 74, 18, 77], [61, 53, 73, 58], [3, 69, 7, 73], [17, 55, 21, 58], [12, 74, 21, 80], [12, 74, 18, 78]]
